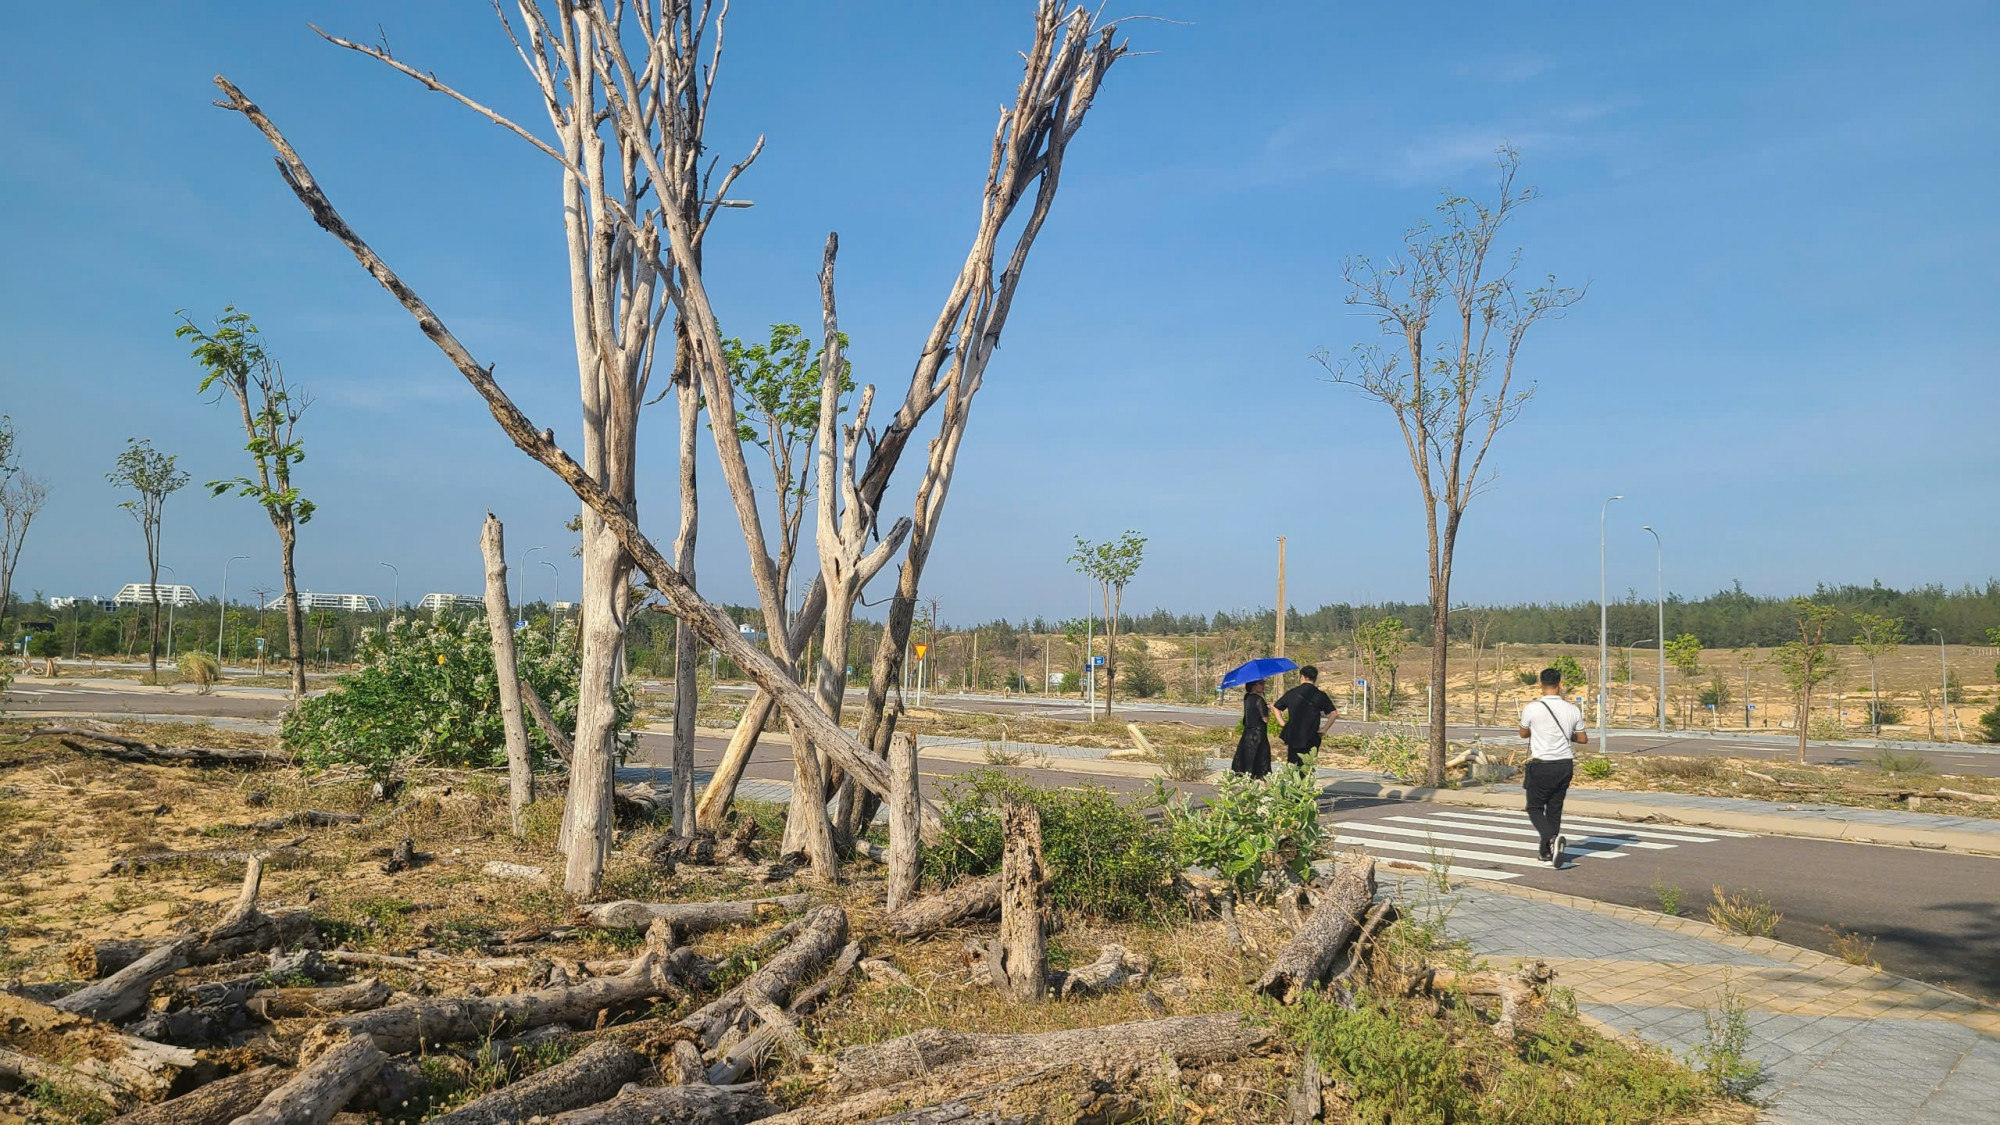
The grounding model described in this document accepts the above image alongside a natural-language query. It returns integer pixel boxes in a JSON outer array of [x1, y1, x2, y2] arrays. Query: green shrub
[[1980, 705, 2000, 744], [1120, 643, 1165, 699], [1579, 756, 1613, 780], [1168, 753, 1327, 898], [1871, 747, 1934, 775], [921, 769, 1179, 920], [281, 614, 630, 779], [1362, 724, 1425, 783], [176, 651, 221, 692]]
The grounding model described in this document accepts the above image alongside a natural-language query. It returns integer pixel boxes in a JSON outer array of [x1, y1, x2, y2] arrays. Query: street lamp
[[521, 546, 547, 618], [1934, 629, 1952, 741], [160, 563, 179, 661], [1641, 526, 1666, 734], [1624, 638, 1652, 722], [219, 554, 248, 664], [1598, 495, 1622, 750], [541, 559, 560, 643], [378, 561, 400, 616]]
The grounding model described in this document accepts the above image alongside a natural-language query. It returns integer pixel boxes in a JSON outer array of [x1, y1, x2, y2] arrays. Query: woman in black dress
[[1231, 678, 1275, 779]]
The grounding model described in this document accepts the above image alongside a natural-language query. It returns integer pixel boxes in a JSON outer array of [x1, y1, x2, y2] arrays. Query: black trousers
[[1523, 758, 1575, 847]]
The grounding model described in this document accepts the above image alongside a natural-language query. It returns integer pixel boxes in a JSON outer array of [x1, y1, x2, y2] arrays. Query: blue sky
[[2, 2, 1995, 623]]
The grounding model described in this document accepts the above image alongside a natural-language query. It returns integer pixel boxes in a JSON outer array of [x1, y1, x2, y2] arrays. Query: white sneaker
[[1552, 835, 1567, 868]]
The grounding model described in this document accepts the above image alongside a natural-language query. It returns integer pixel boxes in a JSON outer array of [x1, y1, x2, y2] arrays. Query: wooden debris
[[991, 799, 1049, 1000], [1052, 944, 1151, 1000], [886, 873, 1001, 938], [105, 1064, 291, 1125], [107, 842, 305, 877], [246, 809, 361, 833], [0, 993, 199, 1103], [248, 979, 392, 1019], [825, 1013, 1271, 1095], [858, 958, 913, 989], [705, 939, 863, 1085], [233, 1030, 386, 1125], [759, 1062, 1135, 1125], [379, 837, 422, 874], [581, 894, 810, 933], [34, 725, 290, 765], [0, 1044, 131, 1108], [1421, 961, 1553, 1040], [678, 905, 848, 1050], [1256, 857, 1376, 1004], [542, 1082, 775, 1125], [52, 936, 196, 1023], [423, 1038, 648, 1125], [481, 861, 547, 882], [1939, 787, 2000, 804]]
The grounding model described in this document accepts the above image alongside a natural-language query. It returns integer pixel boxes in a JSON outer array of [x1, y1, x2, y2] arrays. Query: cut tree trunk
[[53, 936, 196, 1023], [1051, 945, 1151, 1000], [885, 733, 920, 912], [43, 728, 288, 766], [248, 979, 391, 1019], [757, 1063, 1136, 1125], [69, 911, 313, 978], [0, 993, 200, 1103], [106, 1064, 291, 1125], [481, 513, 535, 836], [232, 1031, 385, 1125], [678, 904, 847, 1050], [301, 952, 681, 1060], [1422, 961, 1553, 1041], [581, 894, 810, 933], [705, 939, 862, 1085], [887, 873, 1000, 938], [672, 363, 701, 840], [995, 800, 1049, 1001], [826, 1013, 1271, 1096], [423, 1038, 647, 1125], [544, 1082, 775, 1125], [1256, 857, 1377, 1004]]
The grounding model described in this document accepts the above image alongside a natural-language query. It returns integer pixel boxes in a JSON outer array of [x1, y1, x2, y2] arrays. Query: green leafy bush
[[1579, 756, 1613, 780], [281, 614, 629, 778], [921, 769, 1179, 920], [1169, 753, 1327, 898], [1362, 724, 1425, 783], [1980, 705, 2000, 744]]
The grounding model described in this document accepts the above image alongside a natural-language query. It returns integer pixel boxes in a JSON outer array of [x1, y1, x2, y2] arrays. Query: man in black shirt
[[1274, 665, 1339, 762]]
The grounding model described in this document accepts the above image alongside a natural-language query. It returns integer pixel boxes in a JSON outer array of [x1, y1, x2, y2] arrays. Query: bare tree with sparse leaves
[[1316, 149, 1584, 786]]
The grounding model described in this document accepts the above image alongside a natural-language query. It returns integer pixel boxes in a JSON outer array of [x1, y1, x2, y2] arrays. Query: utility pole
[[1274, 536, 1287, 688], [1935, 629, 1952, 741], [1598, 496, 1622, 751], [219, 554, 247, 664], [1642, 526, 1666, 733]]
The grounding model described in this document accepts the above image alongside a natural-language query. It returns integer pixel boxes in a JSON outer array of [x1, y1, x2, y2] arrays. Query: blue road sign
[[1091, 655, 1105, 667]]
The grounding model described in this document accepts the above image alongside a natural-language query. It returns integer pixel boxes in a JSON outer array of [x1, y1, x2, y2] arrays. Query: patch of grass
[[1638, 756, 1722, 782], [1871, 748, 1934, 775], [1148, 740, 1212, 782], [1822, 925, 1878, 968], [20, 1078, 112, 1125], [1651, 879, 1685, 917], [1578, 756, 1613, 780], [519, 797, 565, 852], [314, 891, 419, 947], [980, 744, 1023, 767], [1706, 886, 1781, 937]]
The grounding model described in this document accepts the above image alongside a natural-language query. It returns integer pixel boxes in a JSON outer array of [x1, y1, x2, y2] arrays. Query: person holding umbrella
[[1220, 657, 1297, 779]]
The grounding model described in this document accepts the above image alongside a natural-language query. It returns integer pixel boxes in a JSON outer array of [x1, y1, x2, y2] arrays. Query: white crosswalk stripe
[[1330, 804, 1739, 879]]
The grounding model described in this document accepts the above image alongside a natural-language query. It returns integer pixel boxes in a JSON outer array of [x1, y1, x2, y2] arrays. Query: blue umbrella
[[1219, 657, 1297, 689]]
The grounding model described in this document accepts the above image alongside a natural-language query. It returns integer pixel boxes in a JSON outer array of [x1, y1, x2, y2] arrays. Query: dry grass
[[1578, 754, 2000, 819], [1706, 887, 1782, 938]]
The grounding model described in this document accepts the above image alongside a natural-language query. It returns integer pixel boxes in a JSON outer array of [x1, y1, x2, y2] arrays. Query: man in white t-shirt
[[1518, 666, 1588, 867]]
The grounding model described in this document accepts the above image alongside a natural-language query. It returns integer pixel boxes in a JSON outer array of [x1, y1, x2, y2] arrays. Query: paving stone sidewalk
[[1390, 874, 2000, 1123]]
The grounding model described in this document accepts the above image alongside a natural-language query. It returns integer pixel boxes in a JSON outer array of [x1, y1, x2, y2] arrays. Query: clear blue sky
[[3, 2, 1995, 623]]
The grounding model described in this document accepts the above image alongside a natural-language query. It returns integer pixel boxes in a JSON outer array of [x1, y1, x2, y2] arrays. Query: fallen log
[[1422, 961, 1553, 1041], [481, 860, 547, 881], [53, 936, 197, 1024], [705, 939, 862, 1084], [248, 978, 392, 1019], [107, 843, 305, 877], [1256, 857, 1376, 1004], [423, 1039, 648, 1125], [232, 1030, 386, 1125], [247, 810, 361, 833], [581, 893, 811, 933], [0, 993, 199, 1103], [69, 910, 316, 979], [47, 730, 289, 766], [1051, 944, 1151, 1000], [885, 873, 1000, 938], [1938, 787, 2000, 804], [301, 951, 683, 1060], [106, 1065, 292, 1125], [760, 1063, 1136, 1125], [544, 1082, 776, 1125], [825, 1013, 1271, 1095], [0, 1044, 130, 1107], [678, 904, 847, 1049]]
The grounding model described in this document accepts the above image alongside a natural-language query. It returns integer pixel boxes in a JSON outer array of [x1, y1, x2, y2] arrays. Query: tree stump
[[995, 799, 1049, 1001], [1256, 857, 1376, 1004], [885, 733, 921, 912]]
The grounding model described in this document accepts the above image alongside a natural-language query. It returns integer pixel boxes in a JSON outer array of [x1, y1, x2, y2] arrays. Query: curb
[[1454, 876, 2000, 1022], [1322, 779, 2000, 858]]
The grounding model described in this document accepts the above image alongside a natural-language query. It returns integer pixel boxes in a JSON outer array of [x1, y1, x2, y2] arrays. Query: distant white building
[[551, 601, 577, 614], [417, 592, 486, 611], [265, 592, 384, 613], [113, 583, 200, 608], [50, 596, 118, 612]]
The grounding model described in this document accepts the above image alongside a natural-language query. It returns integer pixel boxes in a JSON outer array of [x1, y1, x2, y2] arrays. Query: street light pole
[[219, 554, 248, 664], [1934, 629, 1951, 741], [541, 559, 560, 643], [1625, 638, 1652, 722], [521, 546, 546, 620], [377, 561, 399, 618], [1642, 525, 1666, 733], [160, 563, 179, 661], [1598, 495, 1622, 750]]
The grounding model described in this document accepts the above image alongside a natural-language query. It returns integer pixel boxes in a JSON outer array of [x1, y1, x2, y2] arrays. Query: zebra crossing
[[1328, 805, 1750, 882]]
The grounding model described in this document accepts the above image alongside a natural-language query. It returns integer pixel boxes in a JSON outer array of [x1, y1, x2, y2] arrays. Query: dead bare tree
[[0, 471, 47, 647], [692, 2, 1129, 845], [1316, 149, 1583, 786]]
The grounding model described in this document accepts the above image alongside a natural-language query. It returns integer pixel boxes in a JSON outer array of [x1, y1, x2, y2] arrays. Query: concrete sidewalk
[[1394, 873, 2000, 1123]]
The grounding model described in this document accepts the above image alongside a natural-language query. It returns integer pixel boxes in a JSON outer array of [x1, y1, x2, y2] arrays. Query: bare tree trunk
[[482, 514, 534, 836], [1255, 857, 1376, 1003], [994, 799, 1048, 1001], [564, 517, 629, 895], [697, 692, 776, 830], [544, 1083, 774, 1125], [425, 1039, 646, 1125], [232, 1032, 385, 1125], [885, 733, 920, 910], [279, 522, 306, 700], [147, 560, 161, 681], [671, 361, 701, 839], [107, 1065, 290, 1125]]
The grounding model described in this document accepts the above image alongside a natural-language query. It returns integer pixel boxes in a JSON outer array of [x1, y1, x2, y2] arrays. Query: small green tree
[[106, 439, 190, 681], [1353, 617, 1409, 707], [1070, 531, 1147, 718], [1664, 633, 1703, 727], [1849, 612, 1903, 734], [1548, 653, 1590, 698], [1122, 641, 1165, 698], [1776, 599, 1840, 763], [179, 307, 314, 700]]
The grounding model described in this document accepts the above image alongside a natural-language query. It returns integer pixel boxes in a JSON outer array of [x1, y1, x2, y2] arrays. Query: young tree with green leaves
[[1317, 149, 1585, 785], [106, 439, 189, 681], [1353, 617, 1409, 708], [1777, 599, 1840, 763], [178, 307, 314, 700], [1070, 531, 1146, 719], [1663, 633, 1703, 728], [1849, 612, 1904, 734]]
